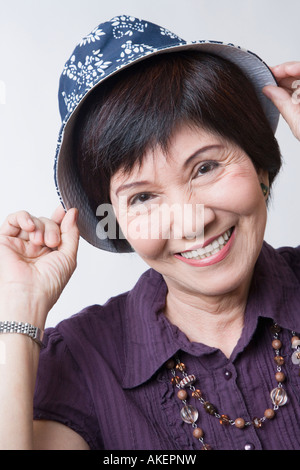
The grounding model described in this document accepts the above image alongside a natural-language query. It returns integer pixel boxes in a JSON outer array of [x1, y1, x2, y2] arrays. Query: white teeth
[[180, 229, 232, 259]]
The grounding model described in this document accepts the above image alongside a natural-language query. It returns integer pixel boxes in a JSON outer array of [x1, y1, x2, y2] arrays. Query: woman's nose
[[169, 201, 216, 243]]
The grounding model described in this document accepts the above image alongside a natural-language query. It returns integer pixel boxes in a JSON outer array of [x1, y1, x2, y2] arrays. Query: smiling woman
[[76, 50, 281, 252], [1, 15, 300, 451]]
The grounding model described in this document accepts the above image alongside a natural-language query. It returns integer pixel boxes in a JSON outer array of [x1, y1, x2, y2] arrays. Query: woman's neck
[[164, 277, 251, 358]]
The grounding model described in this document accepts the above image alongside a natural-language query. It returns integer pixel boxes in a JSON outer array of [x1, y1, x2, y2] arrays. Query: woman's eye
[[196, 161, 219, 176], [130, 193, 153, 206]]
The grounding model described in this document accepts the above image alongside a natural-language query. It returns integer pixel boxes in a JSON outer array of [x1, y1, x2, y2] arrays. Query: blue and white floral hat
[[55, 14, 279, 252]]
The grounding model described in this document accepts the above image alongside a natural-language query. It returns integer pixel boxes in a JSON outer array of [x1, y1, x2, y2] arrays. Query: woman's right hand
[[0, 206, 79, 328]]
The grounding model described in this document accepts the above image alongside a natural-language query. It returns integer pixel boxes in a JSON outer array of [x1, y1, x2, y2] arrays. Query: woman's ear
[[260, 182, 269, 197], [258, 169, 270, 197]]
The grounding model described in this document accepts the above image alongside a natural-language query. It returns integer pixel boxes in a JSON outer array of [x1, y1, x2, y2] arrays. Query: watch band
[[0, 321, 44, 347]]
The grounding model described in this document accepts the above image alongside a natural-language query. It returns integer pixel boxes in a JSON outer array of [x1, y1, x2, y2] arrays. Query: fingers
[[263, 84, 300, 140], [263, 84, 291, 106], [268, 62, 300, 98], [58, 208, 80, 260], [0, 207, 79, 251], [263, 61, 300, 140], [31, 208, 79, 249], [32, 216, 61, 248], [271, 62, 300, 80], [51, 204, 66, 225], [0, 211, 36, 238], [263, 84, 296, 117]]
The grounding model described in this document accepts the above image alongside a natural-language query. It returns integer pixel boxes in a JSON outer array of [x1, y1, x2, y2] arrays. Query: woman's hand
[[0, 206, 79, 327], [263, 62, 300, 140]]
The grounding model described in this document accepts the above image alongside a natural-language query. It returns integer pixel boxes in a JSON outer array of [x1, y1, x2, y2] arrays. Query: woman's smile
[[175, 226, 235, 266]]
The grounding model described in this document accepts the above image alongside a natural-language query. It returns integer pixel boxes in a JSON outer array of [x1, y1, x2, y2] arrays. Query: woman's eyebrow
[[115, 180, 151, 197], [183, 144, 223, 168]]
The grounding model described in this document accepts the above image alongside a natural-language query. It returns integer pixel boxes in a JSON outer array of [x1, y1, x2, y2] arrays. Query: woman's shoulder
[[260, 240, 300, 280], [45, 291, 129, 348], [265, 240, 300, 264], [43, 268, 165, 350]]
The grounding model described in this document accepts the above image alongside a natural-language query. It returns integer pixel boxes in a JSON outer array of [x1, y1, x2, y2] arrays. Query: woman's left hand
[[263, 62, 300, 140]]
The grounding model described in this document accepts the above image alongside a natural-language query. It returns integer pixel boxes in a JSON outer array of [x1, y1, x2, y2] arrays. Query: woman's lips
[[174, 227, 235, 267]]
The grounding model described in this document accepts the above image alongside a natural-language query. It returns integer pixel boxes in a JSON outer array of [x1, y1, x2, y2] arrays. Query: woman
[[0, 15, 299, 450]]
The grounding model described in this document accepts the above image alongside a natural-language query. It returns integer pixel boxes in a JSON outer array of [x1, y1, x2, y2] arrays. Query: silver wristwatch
[[0, 321, 44, 347]]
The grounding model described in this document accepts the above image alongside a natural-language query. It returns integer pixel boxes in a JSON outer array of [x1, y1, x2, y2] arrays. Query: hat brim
[[55, 40, 279, 253]]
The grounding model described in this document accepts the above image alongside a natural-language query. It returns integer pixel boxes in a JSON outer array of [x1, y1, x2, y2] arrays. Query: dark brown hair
[[75, 50, 281, 250]]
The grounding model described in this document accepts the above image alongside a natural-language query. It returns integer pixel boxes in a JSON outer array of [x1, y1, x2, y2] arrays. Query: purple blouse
[[33, 241, 300, 450]]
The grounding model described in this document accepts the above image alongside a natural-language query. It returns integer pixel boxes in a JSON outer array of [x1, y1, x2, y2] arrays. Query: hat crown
[[59, 15, 185, 121]]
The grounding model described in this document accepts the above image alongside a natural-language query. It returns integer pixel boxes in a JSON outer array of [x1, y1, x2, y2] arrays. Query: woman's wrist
[[0, 321, 44, 348], [0, 287, 49, 331]]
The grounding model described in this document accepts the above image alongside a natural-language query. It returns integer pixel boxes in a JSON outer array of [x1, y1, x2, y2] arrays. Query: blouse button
[[223, 369, 232, 380], [244, 442, 255, 450]]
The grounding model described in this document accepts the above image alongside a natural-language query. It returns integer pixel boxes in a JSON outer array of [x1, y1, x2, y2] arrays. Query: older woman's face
[[110, 125, 268, 297]]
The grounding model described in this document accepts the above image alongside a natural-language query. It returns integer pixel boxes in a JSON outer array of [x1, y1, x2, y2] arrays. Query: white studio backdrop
[[0, 0, 299, 327]]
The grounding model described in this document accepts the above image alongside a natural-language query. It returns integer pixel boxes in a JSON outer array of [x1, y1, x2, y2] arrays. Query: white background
[[0, 0, 299, 327]]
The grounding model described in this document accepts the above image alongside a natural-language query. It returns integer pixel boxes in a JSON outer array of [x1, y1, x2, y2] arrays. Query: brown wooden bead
[[192, 389, 202, 399], [234, 417, 245, 429], [275, 371, 286, 382], [272, 339, 282, 350], [177, 389, 188, 401], [274, 355, 285, 366], [193, 427, 204, 439], [165, 359, 175, 369], [264, 408, 275, 420], [270, 324, 281, 334]]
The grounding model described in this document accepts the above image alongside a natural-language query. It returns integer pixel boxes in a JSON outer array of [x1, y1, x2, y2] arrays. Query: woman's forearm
[[0, 296, 46, 450], [0, 333, 40, 449]]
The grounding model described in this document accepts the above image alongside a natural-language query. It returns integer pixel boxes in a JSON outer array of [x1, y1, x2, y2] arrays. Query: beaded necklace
[[165, 323, 300, 450]]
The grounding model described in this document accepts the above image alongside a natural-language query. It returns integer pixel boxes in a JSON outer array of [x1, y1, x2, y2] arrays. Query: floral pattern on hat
[[59, 15, 185, 116]]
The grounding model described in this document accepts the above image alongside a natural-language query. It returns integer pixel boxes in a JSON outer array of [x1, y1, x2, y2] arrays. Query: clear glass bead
[[180, 405, 198, 424], [292, 350, 300, 365], [270, 387, 288, 406]]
